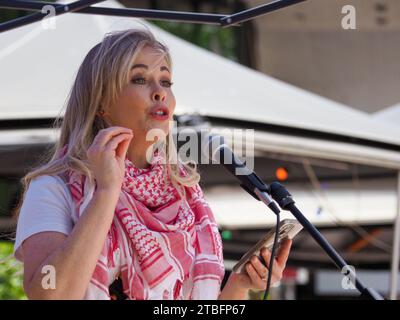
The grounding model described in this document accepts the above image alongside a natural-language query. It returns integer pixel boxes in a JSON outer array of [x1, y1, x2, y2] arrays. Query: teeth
[[155, 110, 165, 115]]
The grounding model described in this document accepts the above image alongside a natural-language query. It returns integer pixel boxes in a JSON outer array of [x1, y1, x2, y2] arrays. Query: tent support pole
[[390, 171, 400, 299], [0, 0, 106, 33], [0, 0, 308, 32]]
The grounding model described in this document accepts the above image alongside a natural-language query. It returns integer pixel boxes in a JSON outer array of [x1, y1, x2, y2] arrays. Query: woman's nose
[[152, 86, 166, 102], [153, 92, 166, 101]]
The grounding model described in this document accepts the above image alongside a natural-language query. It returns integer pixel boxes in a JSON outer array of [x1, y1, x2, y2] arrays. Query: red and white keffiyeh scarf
[[63, 147, 224, 300]]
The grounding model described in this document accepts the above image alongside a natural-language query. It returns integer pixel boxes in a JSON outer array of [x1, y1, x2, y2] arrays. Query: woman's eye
[[132, 77, 146, 84], [131, 78, 173, 88], [161, 80, 174, 88]]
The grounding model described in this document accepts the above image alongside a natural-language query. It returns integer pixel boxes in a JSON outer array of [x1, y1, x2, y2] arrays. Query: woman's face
[[106, 45, 176, 142]]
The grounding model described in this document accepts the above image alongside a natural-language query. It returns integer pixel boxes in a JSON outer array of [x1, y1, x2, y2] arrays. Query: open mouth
[[149, 105, 169, 119], [152, 109, 168, 116]]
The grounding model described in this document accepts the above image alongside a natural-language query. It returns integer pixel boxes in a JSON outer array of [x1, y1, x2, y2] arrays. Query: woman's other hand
[[228, 239, 292, 293]]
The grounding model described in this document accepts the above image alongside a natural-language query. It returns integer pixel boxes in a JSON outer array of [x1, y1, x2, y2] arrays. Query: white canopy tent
[[1, 0, 400, 298], [374, 103, 400, 126], [1, 0, 400, 164]]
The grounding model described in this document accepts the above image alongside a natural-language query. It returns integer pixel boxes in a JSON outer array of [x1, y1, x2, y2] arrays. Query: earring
[[97, 109, 108, 117]]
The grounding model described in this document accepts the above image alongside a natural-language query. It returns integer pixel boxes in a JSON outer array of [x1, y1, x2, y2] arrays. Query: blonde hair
[[14, 28, 200, 218]]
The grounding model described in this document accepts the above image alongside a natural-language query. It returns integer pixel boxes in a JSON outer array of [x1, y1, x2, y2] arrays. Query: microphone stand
[[269, 182, 384, 300], [209, 135, 383, 299]]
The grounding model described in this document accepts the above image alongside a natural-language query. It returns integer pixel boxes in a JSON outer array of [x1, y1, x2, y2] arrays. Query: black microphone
[[202, 133, 280, 215]]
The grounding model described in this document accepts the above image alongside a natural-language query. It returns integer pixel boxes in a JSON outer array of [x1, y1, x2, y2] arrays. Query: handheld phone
[[232, 219, 303, 274]]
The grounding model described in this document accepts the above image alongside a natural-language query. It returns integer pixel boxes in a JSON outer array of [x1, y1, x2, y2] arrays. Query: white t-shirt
[[14, 175, 76, 262], [14, 175, 130, 299]]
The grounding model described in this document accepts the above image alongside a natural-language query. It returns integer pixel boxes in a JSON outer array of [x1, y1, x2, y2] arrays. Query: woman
[[13, 28, 292, 300]]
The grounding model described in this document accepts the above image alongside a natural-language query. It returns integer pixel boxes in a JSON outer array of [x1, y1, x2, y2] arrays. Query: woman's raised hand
[[86, 126, 133, 192]]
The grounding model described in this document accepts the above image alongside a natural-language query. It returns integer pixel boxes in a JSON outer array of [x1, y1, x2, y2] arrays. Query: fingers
[[260, 249, 279, 273], [252, 252, 283, 285], [258, 246, 286, 283], [243, 240, 293, 292], [245, 262, 266, 289], [92, 127, 133, 148], [104, 133, 133, 154], [276, 238, 292, 267], [115, 133, 133, 159], [250, 255, 269, 280]]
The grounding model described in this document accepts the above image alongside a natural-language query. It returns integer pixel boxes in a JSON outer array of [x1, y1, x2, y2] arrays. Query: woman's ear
[[94, 113, 111, 131], [96, 109, 109, 117], [96, 107, 112, 126]]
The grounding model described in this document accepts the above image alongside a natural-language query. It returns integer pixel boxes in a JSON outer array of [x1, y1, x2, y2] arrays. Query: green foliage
[[0, 241, 27, 300]]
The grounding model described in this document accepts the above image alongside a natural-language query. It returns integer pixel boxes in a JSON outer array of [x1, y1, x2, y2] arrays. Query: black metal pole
[[220, 0, 307, 27], [0, 0, 310, 31], [0, 0, 228, 26], [0, 0, 106, 33]]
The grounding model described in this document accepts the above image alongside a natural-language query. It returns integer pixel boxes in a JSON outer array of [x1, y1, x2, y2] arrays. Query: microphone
[[202, 133, 280, 215]]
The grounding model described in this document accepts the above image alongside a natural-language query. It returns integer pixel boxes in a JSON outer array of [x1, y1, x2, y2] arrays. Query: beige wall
[[246, 0, 400, 112]]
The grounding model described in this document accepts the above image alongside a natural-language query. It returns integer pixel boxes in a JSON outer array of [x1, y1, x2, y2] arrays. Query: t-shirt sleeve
[[13, 175, 75, 262]]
